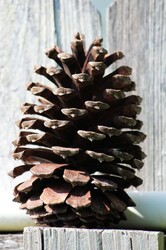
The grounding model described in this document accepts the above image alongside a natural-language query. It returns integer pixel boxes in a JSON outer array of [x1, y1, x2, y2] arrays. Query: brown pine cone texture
[[10, 33, 146, 228]]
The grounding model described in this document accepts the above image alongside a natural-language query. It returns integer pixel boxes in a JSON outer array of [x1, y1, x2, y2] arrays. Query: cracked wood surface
[[23, 227, 164, 250]]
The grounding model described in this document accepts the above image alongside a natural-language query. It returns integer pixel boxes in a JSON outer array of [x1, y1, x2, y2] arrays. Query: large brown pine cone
[[10, 33, 146, 228]]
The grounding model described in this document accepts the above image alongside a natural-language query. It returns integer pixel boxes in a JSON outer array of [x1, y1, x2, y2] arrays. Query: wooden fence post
[[23, 227, 164, 250]]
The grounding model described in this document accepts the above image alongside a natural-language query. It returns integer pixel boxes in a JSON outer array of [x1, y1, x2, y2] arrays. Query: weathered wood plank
[[0, 0, 101, 176], [54, 0, 102, 51], [0, 0, 56, 165], [106, 0, 166, 191], [102, 230, 164, 250], [0, 0, 56, 229], [0, 234, 23, 250], [23, 227, 164, 250], [23, 228, 43, 250], [0, 0, 101, 232]]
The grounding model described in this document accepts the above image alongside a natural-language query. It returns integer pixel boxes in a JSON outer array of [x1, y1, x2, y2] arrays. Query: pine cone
[[10, 33, 146, 228]]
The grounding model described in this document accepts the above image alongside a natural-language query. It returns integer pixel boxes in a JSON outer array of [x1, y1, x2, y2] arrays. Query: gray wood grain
[[106, 0, 166, 191], [0, 0, 102, 232], [0, 0, 101, 194], [0, 234, 23, 250], [0, 0, 56, 208], [23, 227, 164, 250], [23, 227, 42, 250]]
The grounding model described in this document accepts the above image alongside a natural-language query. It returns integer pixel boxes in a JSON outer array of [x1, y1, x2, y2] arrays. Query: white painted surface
[[118, 192, 166, 230], [1, 191, 166, 232], [0, 194, 34, 231]]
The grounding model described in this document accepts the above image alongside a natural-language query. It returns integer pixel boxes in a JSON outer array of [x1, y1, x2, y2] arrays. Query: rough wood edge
[[23, 227, 164, 250]]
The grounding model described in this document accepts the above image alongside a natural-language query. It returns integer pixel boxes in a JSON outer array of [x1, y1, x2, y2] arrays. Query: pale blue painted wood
[[90, 0, 112, 46]]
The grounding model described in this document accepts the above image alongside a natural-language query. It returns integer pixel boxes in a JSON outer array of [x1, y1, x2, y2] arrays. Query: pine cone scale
[[11, 33, 146, 228]]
